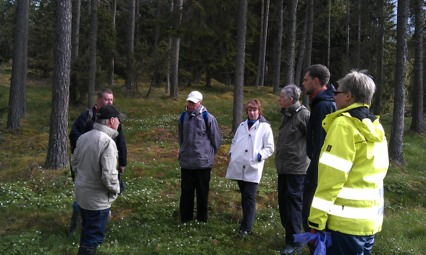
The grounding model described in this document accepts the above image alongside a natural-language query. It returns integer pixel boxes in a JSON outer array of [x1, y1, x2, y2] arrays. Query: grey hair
[[97, 118, 110, 125], [337, 70, 376, 105], [280, 84, 301, 101]]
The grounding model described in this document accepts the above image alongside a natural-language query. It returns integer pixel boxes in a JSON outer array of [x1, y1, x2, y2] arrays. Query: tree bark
[[302, 0, 314, 107], [232, 0, 247, 133], [88, 0, 97, 108], [125, 0, 136, 91], [255, 0, 269, 87], [345, 0, 350, 72], [371, 0, 384, 115], [327, 0, 331, 68], [170, 0, 182, 99], [295, 13, 308, 90], [7, 0, 29, 129], [389, 0, 409, 166], [410, 0, 424, 134], [272, 0, 284, 95], [108, 0, 117, 87], [70, 0, 81, 105], [45, 0, 72, 169], [285, 0, 298, 85]]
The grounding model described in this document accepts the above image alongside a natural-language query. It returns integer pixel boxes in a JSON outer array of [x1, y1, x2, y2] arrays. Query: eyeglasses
[[333, 91, 347, 96]]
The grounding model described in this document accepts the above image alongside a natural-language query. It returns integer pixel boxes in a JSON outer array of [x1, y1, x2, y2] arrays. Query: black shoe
[[78, 246, 97, 255], [239, 230, 249, 238]]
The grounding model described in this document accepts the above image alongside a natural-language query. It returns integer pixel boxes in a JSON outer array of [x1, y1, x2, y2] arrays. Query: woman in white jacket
[[226, 99, 275, 238]]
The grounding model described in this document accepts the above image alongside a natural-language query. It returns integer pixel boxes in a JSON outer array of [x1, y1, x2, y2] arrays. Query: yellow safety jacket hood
[[308, 102, 389, 236], [322, 103, 385, 144]]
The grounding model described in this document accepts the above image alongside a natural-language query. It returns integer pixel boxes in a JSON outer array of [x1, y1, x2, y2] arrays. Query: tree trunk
[[345, 0, 350, 73], [88, 0, 97, 108], [371, 0, 384, 115], [108, 0, 117, 87], [166, 0, 173, 95], [302, 0, 314, 107], [45, 0, 72, 169], [295, 13, 308, 90], [355, 0, 361, 68], [232, 0, 247, 133], [255, 0, 269, 87], [272, 0, 284, 95], [285, 0, 298, 85], [7, 0, 29, 129], [327, 0, 331, 68], [125, 0, 136, 91], [410, 0, 424, 134], [170, 0, 182, 99], [70, 0, 81, 105], [255, 0, 264, 88], [389, 0, 409, 166]]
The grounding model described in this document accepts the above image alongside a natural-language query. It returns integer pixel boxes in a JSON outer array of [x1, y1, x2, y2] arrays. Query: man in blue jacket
[[301, 64, 336, 236], [178, 91, 222, 223]]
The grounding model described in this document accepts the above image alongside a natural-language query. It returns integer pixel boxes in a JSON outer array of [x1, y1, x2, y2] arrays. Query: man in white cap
[[178, 91, 222, 223]]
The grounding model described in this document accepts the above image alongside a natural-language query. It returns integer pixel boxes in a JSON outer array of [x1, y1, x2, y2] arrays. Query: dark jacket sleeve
[[114, 124, 127, 167], [69, 110, 91, 153]]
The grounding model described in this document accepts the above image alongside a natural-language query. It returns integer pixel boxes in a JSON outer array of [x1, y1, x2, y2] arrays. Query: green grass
[[0, 71, 425, 254]]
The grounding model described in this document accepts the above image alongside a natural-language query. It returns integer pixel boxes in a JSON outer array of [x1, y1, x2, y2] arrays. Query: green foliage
[[0, 73, 425, 254]]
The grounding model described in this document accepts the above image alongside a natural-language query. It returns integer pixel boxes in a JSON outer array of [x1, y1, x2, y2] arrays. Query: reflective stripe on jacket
[[308, 103, 389, 236]]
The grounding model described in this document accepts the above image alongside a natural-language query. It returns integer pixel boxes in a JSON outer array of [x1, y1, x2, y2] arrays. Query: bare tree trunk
[[125, 0, 136, 91], [345, 0, 350, 72], [232, 0, 247, 133], [166, 0, 173, 95], [371, 0, 384, 115], [302, 0, 314, 107], [327, 0, 331, 68], [295, 13, 308, 89], [389, 0, 409, 166], [7, 0, 29, 129], [88, 0, 97, 108], [108, 0, 117, 87], [255, 0, 269, 87], [272, 0, 284, 95], [70, 0, 81, 105], [170, 0, 182, 99], [304, 0, 313, 69], [410, 0, 424, 134], [285, 0, 298, 85], [45, 0, 72, 169], [355, 0, 361, 68]]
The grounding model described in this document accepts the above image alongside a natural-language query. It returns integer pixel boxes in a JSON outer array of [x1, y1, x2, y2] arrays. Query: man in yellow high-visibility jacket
[[308, 70, 389, 255]]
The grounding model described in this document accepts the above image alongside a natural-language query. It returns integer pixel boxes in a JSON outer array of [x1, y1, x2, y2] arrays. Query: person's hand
[[119, 166, 125, 173], [257, 153, 262, 162]]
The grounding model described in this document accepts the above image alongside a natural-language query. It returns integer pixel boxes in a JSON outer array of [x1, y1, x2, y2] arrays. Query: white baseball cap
[[186, 91, 203, 103]]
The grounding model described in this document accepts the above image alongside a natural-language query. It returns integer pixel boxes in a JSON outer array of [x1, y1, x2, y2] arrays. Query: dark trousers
[[302, 173, 317, 232], [180, 168, 211, 223], [79, 207, 110, 248], [278, 174, 305, 245], [237, 180, 258, 232], [328, 230, 375, 255]]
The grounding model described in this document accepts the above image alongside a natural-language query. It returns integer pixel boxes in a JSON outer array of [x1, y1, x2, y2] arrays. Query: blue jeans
[[237, 180, 258, 232], [329, 230, 375, 255], [79, 207, 110, 248]]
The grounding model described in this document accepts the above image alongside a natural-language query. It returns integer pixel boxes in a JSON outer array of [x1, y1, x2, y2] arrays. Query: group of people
[[69, 64, 389, 255]]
